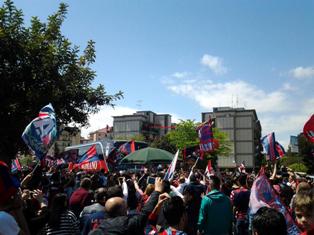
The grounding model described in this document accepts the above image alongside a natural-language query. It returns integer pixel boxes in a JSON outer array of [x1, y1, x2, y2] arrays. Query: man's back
[[198, 189, 233, 235]]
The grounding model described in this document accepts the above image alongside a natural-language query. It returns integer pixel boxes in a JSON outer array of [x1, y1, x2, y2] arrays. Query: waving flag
[[118, 140, 135, 155], [72, 145, 109, 173], [164, 150, 179, 181], [238, 161, 247, 174], [275, 141, 285, 158], [198, 119, 215, 153], [261, 132, 277, 161], [21, 104, 57, 160], [205, 159, 214, 177], [303, 114, 314, 143], [11, 158, 21, 173], [249, 168, 300, 235]]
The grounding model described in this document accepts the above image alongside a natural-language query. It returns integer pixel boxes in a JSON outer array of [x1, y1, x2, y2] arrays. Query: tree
[[298, 133, 314, 173], [166, 120, 232, 161], [150, 135, 177, 154], [0, 1, 123, 163]]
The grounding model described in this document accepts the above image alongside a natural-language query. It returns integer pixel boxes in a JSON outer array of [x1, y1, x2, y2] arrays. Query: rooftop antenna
[[236, 96, 239, 108], [231, 94, 234, 108]]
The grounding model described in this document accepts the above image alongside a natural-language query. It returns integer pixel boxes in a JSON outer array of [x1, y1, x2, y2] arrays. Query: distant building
[[289, 135, 299, 153], [89, 125, 113, 141], [54, 128, 81, 154], [202, 107, 261, 168], [113, 111, 172, 139]]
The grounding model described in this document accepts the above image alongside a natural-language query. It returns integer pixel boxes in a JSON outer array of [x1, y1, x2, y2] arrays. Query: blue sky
[[12, 0, 314, 147]]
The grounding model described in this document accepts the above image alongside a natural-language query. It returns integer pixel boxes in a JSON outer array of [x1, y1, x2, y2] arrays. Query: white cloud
[[201, 54, 227, 75], [80, 106, 137, 138], [167, 80, 288, 113], [290, 66, 314, 79], [172, 72, 189, 79]]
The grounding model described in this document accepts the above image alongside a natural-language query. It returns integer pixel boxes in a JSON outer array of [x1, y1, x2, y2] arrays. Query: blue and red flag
[[303, 114, 314, 143], [71, 145, 109, 173], [249, 168, 300, 235], [197, 119, 215, 153], [275, 141, 285, 158], [164, 150, 179, 181], [118, 140, 135, 155], [21, 104, 57, 160], [11, 158, 21, 173], [261, 132, 277, 161]]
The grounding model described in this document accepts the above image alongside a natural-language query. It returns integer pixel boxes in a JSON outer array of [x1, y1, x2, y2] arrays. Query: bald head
[[105, 197, 127, 218]]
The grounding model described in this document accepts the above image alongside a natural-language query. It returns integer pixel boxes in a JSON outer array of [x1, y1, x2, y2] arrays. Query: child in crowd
[[294, 189, 314, 235]]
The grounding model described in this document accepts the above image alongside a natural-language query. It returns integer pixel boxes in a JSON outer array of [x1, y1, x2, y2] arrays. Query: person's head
[[252, 207, 287, 235], [179, 176, 185, 184], [105, 197, 127, 217], [208, 175, 220, 191], [163, 196, 187, 229], [296, 182, 311, 194], [80, 177, 91, 190], [238, 174, 247, 187], [48, 193, 68, 228], [294, 189, 314, 232], [95, 187, 107, 206], [106, 185, 123, 199], [144, 184, 155, 196]]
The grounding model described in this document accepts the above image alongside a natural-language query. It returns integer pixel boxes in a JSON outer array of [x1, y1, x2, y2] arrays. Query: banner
[[71, 145, 109, 173], [249, 168, 300, 235], [303, 114, 314, 143], [197, 119, 215, 153], [164, 150, 179, 181], [21, 104, 57, 160]]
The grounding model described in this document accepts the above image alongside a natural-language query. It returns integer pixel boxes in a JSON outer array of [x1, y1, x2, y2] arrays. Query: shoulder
[[0, 211, 20, 235]]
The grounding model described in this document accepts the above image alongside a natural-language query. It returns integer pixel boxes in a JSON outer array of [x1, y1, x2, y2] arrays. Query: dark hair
[[163, 196, 185, 226], [210, 175, 220, 190], [107, 186, 123, 199], [48, 193, 68, 228], [80, 177, 91, 189], [252, 207, 287, 235], [126, 180, 138, 210], [95, 187, 107, 203], [238, 174, 247, 186]]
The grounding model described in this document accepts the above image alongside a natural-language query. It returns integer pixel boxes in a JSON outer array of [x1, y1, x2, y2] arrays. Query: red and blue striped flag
[[197, 119, 215, 153], [118, 140, 135, 155], [275, 141, 285, 158], [249, 168, 300, 235], [71, 145, 109, 173], [11, 158, 21, 173], [261, 132, 277, 161]]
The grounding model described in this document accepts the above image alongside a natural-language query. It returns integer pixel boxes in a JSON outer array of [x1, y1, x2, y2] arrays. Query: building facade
[[89, 125, 113, 141], [113, 111, 171, 139], [289, 135, 299, 153], [202, 107, 261, 168]]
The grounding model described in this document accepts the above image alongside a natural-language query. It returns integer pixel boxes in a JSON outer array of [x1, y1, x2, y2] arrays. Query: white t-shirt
[[0, 211, 20, 235]]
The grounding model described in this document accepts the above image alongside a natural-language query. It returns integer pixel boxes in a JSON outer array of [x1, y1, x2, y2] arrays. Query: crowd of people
[[0, 159, 313, 235]]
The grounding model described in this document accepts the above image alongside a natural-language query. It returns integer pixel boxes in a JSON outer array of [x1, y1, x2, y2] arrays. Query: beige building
[[89, 126, 113, 141], [202, 107, 261, 168], [54, 128, 81, 154]]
